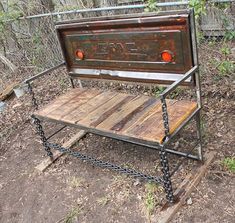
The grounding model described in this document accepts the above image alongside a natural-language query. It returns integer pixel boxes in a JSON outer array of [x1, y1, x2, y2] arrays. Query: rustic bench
[[26, 9, 203, 203]]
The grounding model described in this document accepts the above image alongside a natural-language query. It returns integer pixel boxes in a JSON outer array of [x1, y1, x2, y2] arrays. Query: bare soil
[[0, 44, 234, 222]]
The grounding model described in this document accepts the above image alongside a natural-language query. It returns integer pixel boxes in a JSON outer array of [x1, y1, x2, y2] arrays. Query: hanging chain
[[27, 81, 39, 110], [159, 97, 174, 202], [27, 80, 173, 202], [47, 142, 164, 185], [161, 97, 170, 138], [159, 147, 174, 203], [32, 115, 53, 157]]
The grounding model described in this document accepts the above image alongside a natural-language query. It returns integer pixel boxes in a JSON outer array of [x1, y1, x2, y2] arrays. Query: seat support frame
[[26, 62, 203, 203]]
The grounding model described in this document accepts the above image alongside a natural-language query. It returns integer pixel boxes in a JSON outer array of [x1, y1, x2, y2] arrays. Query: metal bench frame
[[25, 9, 203, 203]]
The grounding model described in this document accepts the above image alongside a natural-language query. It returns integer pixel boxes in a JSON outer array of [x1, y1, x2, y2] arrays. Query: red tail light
[[75, 49, 84, 60], [161, 51, 173, 62]]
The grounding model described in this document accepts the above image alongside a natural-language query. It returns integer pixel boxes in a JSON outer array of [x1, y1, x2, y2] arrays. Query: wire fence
[[0, 1, 234, 90]]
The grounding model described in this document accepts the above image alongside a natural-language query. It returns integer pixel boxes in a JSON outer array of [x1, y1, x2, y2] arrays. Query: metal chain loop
[[27, 82, 39, 110], [47, 142, 164, 185], [32, 115, 53, 157], [161, 97, 170, 138], [159, 147, 174, 203]]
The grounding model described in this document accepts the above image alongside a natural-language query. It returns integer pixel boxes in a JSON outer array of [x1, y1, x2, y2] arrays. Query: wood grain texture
[[35, 88, 198, 144]]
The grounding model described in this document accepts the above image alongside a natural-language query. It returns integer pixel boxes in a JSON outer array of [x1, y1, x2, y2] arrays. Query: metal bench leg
[[32, 115, 53, 158], [160, 145, 174, 203], [195, 111, 203, 161]]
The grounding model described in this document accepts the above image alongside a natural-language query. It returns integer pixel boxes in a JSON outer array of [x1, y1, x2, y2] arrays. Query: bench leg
[[32, 115, 53, 158], [195, 111, 203, 161], [160, 146, 174, 203]]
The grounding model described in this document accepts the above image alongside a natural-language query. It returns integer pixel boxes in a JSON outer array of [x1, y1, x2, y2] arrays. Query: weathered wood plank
[[96, 95, 151, 131], [36, 88, 85, 117], [111, 97, 157, 132], [35, 88, 198, 144], [47, 89, 101, 120], [156, 152, 216, 223], [0, 82, 19, 101], [79, 93, 133, 126], [62, 91, 119, 123], [126, 100, 197, 143], [35, 130, 86, 172], [122, 100, 162, 133]]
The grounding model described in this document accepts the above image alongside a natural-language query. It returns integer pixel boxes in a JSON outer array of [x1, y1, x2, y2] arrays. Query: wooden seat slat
[[46, 89, 100, 120], [95, 95, 151, 130], [34, 88, 197, 144], [80, 94, 135, 127], [126, 100, 197, 143], [62, 91, 119, 123], [110, 97, 157, 132], [38, 88, 87, 117]]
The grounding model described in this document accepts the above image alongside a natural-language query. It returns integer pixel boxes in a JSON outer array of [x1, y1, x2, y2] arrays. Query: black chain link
[[28, 82, 174, 202], [160, 97, 174, 203], [159, 147, 174, 203], [32, 115, 53, 157], [27, 82, 39, 110], [47, 142, 164, 185], [161, 97, 170, 138]]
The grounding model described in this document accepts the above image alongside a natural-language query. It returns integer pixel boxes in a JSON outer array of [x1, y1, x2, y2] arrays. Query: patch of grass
[[97, 196, 110, 206], [144, 182, 159, 216], [145, 0, 160, 12], [60, 79, 68, 89], [220, 46, 230, 57], [68, 176, 85, 188], [64, 204, 82, 223], [222, 157, 235, 173], [217, 60, 234, 76], [153, 86, 166, 97], [169, 88, 183, 99], [124, 162, 135, 169]]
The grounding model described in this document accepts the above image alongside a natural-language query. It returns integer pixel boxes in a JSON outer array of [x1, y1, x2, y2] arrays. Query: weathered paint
[[56, 10, 195, 85]]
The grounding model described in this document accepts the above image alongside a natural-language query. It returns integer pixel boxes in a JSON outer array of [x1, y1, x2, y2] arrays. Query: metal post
[[70, 77, 75, 88], [195, 112, 203, 161]]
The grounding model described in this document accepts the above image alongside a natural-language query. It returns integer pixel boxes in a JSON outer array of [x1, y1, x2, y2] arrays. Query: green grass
[[169, 88, 183, 99], [222, 157, 235, 173], [97, 196, 110, 206], [144, 182, 159, 216], [64, 204, 82, 223], [153, 86, 166, 97], [68, 176, 85, 188]]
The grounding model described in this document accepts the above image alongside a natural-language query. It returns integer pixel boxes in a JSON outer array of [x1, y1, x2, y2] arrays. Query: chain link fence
[[0, 1, 234, 91]]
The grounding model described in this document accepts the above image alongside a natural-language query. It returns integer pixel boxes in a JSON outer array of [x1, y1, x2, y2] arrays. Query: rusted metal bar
[[24, 62, 65, 84], [160, 65, 198, 98]]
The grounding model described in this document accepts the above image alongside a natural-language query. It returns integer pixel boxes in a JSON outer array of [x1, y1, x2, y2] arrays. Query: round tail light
[[75, 49, 84, 60], [161, 51, 173, 62]]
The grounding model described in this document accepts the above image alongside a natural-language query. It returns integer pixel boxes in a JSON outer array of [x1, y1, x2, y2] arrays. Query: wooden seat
[[34, 88, 197, 144]]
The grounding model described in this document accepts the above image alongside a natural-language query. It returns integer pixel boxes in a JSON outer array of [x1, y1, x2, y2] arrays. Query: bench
[[27, 9, 203, 203]]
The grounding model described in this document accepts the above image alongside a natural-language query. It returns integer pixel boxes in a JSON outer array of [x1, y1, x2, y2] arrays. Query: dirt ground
[[0, 44, 235, 222]]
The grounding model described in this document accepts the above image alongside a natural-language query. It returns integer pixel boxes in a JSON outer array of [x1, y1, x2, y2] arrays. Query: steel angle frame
[[27, 61, 203, 204], [26, 9, 204, 203], [27, 62, 203, 204]]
